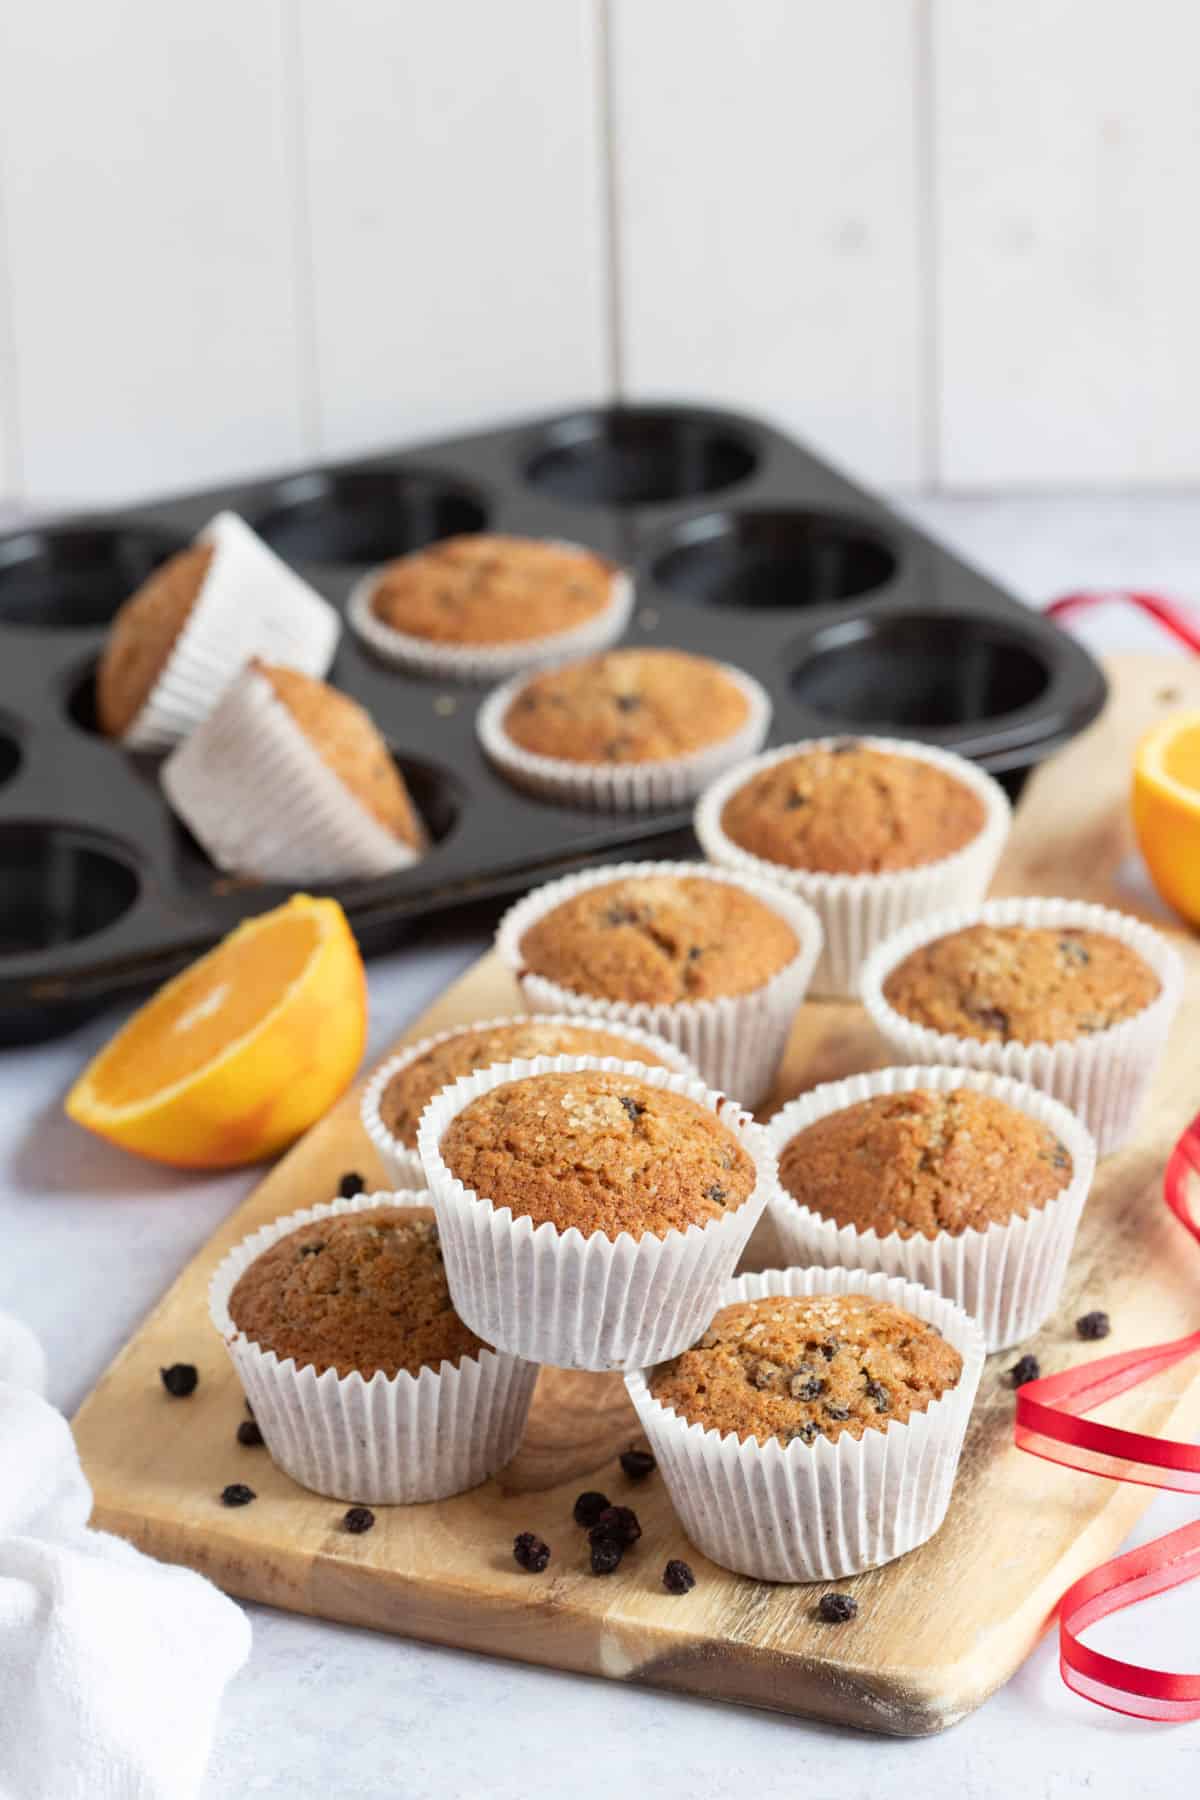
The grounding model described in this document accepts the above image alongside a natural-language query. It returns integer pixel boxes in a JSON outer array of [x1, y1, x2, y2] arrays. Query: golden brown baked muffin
[[502, 648, 750, 764], [379, 1019, 675, 1148], [369, 534, 616, 646], [439, 1069, 755, 1239], [228, 1206, 485, 1379], [257, 662, 426, 851], [882, 924, 1160, 1044], [518, 874, 797, 1005], [719, 742, 986, 874], [96, 545, 214, 737], [649, 1292, 962, 1447], [777, 1088, 1073, 1240]]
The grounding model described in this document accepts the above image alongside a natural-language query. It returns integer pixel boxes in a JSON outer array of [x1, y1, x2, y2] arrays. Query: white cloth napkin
[[0, 1314, 250, 1800]]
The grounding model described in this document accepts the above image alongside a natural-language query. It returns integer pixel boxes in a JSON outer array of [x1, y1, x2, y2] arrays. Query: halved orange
[[1132, 710, 1200, 927], [66, 895, 366, 1168]]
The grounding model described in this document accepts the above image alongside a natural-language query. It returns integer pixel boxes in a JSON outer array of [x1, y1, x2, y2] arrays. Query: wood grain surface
[[73, 653, 1200, 1736]]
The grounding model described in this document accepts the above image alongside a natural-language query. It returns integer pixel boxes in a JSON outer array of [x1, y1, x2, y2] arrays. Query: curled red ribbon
[[1013, 1113, 1200, 1718], [1046, 588, 1200, 656]]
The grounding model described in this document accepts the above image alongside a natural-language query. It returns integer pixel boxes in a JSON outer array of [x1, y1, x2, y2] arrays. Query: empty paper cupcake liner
[[494, 861, 823, 1108], [626, 1264, 986, 1583], [123, 510, 341, 751], [764, 1065, 1097, 1351], [209, 1190, 539, 1503], [477, 659, 772, 812], [417, 1056, 776, 1371], [693, 736, 1011, 998], [860, 896, 1184, 1156], [346, 550, 634, 683], [162, 662, 421, 881], [361, 1013, 697, 1190]]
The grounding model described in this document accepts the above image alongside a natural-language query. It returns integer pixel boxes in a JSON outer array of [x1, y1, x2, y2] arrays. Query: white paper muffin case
[[693, 736, 1011, 998], [346, 547, 634, 683], [121, 511, 341, 752], [860, 897, 1184, 1157], [626, 1264, 986, 1583], [764, 1065, 1097, 1351], [494, 862, 823, 1109], [361, 1013, 697, 1190], [209, 1191, 539, 1504], [161, 663, 421, 882], [417, 1056, 776, 1371], [477, 660, 772, 812]]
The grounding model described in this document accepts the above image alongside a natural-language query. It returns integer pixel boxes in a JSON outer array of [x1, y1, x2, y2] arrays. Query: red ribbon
[[1013, 1114, 1200, 1719], [1046, 588, 1200, 656]]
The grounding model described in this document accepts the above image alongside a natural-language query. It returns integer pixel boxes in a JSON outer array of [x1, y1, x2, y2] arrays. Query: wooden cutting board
[[73, 653, 1200, 1737]]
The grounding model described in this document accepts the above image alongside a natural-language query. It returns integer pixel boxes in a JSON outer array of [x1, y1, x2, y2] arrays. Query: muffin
[[210, 1192, 538, 1503], [361, 1012, 695, 1188], [764, 1066, 1097, 1348], [348, 533, 633, 680], [694, 737, 1010, 997], [478, 648, 770, 811], [861, 898, 1184, 1156], [417, 1057, 773, 1370], [495, 862, 823, 1106], [96, 511, 339, 750], [162, 660, 426, 880], [626, 1265, 985, 1582]]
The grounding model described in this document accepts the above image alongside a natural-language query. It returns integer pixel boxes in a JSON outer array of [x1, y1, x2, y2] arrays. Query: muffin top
[[369, 534, 616, 646], [228, 1206, 485, 1379], [258, 662, 426, 851], [718, 742, 986, 874], [97, 544, 214, 737], [438, 1069, 756, 1239], [518, 873, 798, 1005], [882, 924, 1160, 1044], [502, 648, 750, 764], [378, 1019, 675, 1148], [777, 1087, 1073, 1240], [648, 1292, 962, 1447]]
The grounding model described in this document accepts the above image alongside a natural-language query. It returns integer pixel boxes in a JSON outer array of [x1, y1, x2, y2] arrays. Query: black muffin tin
[[0, 402, 1106, 1043]]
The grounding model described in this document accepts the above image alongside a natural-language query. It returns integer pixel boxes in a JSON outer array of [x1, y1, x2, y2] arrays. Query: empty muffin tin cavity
[[789, 611, 1053, 730], [0, 825, 139, 958], [0, 524, 186, 630], [0, 728, 19, 789], [525, 408, 758, 508], [649, 508, 897, 609], [250, 468, 488, 568]]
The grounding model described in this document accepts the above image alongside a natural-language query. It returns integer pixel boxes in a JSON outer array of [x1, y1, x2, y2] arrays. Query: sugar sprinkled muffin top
[[369, 534, 616, 647], [438, 1069, 756, 1239], [502, 648, 750, 764], [882, 924, 1160, 1044], [97, 544, 214, 737], [648, 1292, 962, 1447], [777, 1088, 1073, 1240], [378, 1018, 676, 1148], [518, 874, 798, 1005], [228, 1206, 484, 1379], [719, 742, 986, 874]]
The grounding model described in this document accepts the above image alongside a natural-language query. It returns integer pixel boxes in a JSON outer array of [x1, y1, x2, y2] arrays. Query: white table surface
[[3, 491, 1199, 1798]]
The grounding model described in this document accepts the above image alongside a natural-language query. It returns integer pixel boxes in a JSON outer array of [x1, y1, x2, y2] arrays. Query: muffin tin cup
[[693, 737, 1012, 999], [162, 662, 421, 881], [345, 549, 635, 684], [476, 660, 772, 813], [361, 1013, 697, 1190], [493, 861, 823, 1108], [121, 511, 341, 751], [208, 1191, 540, 1504], [763, 1066, 1097, 1351], [416, 1055, 776, 1372], [859, 898, 1185, 1157], [625, 1264, 986, 1583]]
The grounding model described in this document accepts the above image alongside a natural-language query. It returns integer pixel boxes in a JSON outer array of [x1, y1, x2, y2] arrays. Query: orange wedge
[[1132, 709, 1200, 927], [66, 895, 366, 1168]]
